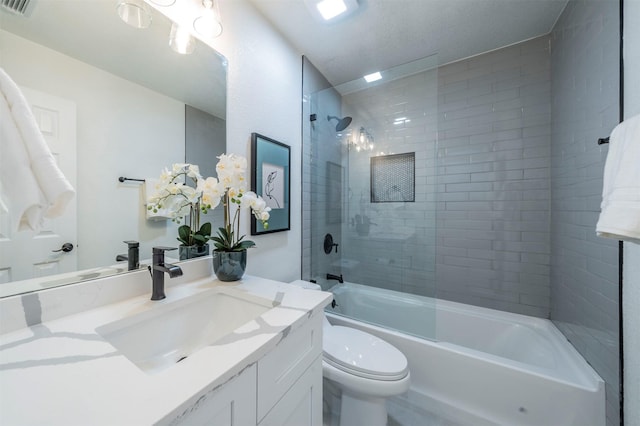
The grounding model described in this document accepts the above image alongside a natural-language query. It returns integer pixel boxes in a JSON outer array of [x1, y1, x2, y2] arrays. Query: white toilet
[[290, 280, 410, 426]]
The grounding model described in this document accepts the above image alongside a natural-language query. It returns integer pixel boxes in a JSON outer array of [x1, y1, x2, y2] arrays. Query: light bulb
[[193, 0, 223, 38], [116, 0, 152, 29], [169, 23, 195, 54]]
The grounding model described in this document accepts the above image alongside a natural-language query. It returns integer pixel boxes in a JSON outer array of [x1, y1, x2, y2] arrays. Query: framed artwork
[[251, 133, 291, 234]]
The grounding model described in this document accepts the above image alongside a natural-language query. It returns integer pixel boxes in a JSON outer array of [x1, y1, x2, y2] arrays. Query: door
[[0, 87, 77, 285]]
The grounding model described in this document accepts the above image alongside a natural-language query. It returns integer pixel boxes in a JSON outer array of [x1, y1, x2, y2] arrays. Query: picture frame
[[251, 133, 291, 235]]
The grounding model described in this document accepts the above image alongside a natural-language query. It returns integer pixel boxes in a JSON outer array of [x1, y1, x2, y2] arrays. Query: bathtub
[[326, 282, 605, 426]]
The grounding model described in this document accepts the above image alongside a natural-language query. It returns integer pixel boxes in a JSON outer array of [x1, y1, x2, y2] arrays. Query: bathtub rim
[[325, 282, 604, 392]]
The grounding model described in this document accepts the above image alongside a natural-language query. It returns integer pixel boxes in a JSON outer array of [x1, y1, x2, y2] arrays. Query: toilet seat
[[323, 325, 409, 381]]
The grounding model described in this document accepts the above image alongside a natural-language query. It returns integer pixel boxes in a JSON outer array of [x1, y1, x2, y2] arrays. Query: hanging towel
[[596, 113, 640, 243], [0, 68, 75, 231], [0, 81, 48, 231], [144, 178, 171, 220]]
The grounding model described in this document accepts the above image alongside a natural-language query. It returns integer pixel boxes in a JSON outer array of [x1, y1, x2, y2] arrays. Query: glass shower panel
[[303, 55, 439, 341]]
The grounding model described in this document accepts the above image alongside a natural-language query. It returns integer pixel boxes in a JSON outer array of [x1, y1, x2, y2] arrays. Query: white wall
[[204, 0, 303, 283], [624, 1, 640, 424]]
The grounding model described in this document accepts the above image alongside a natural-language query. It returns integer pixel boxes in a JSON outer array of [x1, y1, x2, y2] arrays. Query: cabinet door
[[257, 314, 322, 420], [259, 356, 322, 426], [162, 364, 256, 426]]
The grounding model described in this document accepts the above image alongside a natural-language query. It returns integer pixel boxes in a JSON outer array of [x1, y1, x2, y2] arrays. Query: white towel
[[144, 178, 171, 220], [596, 114, 640, 243], [0, 68, 75, 231], [0, 80, 48, 231]]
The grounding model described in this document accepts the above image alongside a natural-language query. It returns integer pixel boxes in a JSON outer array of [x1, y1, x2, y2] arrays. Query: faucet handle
[[153, 246, 177, 254], [124, 240, 139, 248]]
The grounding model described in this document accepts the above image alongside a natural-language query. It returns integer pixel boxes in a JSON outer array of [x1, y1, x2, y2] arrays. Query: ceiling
[[249, 0, 569, 86]]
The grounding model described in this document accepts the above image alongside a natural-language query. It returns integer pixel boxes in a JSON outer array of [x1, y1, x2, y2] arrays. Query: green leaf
[[193, 234, 207, 245], [199, 222, 212, 236], [177, 224, 192, 245], [234, 240, 256, 251]]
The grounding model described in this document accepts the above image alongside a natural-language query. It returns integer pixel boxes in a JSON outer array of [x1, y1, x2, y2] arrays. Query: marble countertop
[[0, 271, 332, 425]]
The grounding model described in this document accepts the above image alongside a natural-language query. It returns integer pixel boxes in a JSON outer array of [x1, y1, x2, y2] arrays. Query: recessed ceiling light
[[304, 0, 359, 23], [364, 72, 382, 83], [316, 0, 346, 20]]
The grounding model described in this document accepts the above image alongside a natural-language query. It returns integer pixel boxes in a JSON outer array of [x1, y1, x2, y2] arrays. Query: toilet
[[290, 280, 410, 426]]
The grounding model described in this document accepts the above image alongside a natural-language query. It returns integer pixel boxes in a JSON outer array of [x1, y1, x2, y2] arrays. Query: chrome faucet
[[151, 247, 183, 300], [326, 273, 344, 284]]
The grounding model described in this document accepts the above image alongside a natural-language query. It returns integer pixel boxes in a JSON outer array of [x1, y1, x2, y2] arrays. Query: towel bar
[[118, 177, 145, 183]]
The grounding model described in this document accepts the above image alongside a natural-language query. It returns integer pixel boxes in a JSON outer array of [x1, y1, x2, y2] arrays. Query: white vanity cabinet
[[257, 313, 323, 426], [258, 357, 323, 426], [162, 364, 257, 426], [165, 312, 324, 426]]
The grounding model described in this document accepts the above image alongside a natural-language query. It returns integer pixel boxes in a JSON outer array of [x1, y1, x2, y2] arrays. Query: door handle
[[52, 243, 74, 253]]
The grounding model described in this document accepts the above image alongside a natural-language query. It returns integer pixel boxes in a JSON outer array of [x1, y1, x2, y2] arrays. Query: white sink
[[96, 288, 273, 374]]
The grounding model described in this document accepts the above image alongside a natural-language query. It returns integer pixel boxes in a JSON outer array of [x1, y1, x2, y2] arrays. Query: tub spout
[[326, 273, 344, 283]]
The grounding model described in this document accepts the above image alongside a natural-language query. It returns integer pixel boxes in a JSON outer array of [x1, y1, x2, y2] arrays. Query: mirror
[[0, 0, 227, 297]]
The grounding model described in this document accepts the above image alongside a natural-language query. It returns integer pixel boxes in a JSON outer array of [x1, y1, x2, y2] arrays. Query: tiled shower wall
[[340, 70, 438, 296], [435, 36, 552, 318], [305, 37, 553, 314], [549, 1, 620, 424]]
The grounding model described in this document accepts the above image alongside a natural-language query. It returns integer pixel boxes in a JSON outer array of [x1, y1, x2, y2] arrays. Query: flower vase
[[212, 250, 247, 281], [179, 243, 210, 260]]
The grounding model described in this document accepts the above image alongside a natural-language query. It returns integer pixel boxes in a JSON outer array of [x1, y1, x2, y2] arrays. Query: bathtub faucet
[[326, 273, 344, 284]]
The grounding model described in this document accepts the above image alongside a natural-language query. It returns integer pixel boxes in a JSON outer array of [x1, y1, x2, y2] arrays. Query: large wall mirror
[[0, 1, 227, 297]]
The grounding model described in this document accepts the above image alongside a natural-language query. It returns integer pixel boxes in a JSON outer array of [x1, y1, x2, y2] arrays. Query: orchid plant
[[209, 154, 271, 252], [146, 154, 270, 252], [147, 163, 217, 247]]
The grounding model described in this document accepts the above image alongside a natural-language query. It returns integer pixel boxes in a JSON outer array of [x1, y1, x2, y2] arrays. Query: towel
[[144, 178, 171, 220], [596, 113, 640, 243], [0, 80, 49, 231], [0, 68, 75, 231]]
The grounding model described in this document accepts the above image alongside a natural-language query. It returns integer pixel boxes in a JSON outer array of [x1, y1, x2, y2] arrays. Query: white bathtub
[[326, 282, 605, 426]]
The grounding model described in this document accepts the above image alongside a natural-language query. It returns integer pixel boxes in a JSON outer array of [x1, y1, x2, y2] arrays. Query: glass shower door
[[302, 55, 439, 341]]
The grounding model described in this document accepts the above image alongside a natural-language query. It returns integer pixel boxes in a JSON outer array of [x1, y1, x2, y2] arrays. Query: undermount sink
[[96, 288, 273, 374]]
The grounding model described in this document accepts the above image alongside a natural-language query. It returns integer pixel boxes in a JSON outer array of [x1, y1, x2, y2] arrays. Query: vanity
[[0, 257, 332, 425]]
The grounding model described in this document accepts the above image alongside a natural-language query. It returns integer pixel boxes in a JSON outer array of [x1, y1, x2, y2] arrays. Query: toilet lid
[[323, 326, 409, 381]]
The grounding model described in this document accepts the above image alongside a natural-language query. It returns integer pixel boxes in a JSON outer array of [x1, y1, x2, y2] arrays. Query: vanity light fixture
[[364, 72, 382, 83], [193, 0, 223, 39], [350, 127, 374, 152], [147, 0, 176, 6], [116, 0, 152, 29], [304, 0, 359, 23], [169, 23, 196, 54]]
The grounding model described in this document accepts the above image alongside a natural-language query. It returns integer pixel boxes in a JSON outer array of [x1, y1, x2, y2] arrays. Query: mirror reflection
[[0, 0, 227, 297]]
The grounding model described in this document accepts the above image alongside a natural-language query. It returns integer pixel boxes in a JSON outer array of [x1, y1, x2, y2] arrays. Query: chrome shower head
[[327, 115, 353, 132]]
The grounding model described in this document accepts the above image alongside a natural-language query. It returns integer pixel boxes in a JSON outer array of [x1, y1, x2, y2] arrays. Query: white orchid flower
[[199, 177, 223, 209]]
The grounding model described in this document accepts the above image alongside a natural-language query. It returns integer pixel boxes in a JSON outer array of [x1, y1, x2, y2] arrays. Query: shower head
[[327, 115, 353, 132]]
